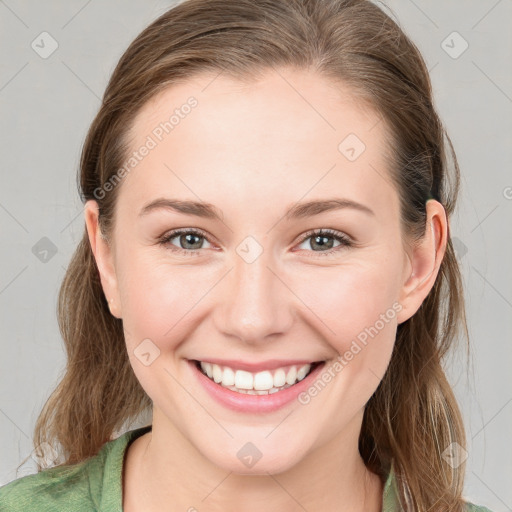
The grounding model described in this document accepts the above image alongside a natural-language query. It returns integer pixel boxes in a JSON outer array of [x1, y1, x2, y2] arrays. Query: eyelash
[[158, 228, 353, 257]]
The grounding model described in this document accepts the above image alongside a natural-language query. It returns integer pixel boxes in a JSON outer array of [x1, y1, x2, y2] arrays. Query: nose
[[214, 245, 294, 345]]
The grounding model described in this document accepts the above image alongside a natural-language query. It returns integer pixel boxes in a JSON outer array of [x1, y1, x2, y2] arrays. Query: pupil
[[312, 235, 333, 250], [182, 234, 202, 249]]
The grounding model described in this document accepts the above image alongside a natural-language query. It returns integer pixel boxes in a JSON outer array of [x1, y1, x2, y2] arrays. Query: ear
[[84, 200, 122, 319], [396, 199, 448, 324]]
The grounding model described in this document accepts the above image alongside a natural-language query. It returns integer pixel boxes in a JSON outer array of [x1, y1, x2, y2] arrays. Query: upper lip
[[191, 358, 324, 373]]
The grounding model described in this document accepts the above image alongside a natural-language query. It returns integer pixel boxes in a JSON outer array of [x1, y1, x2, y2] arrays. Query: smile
[[194, 360, 322, 395], [189, 358, 327, 413]]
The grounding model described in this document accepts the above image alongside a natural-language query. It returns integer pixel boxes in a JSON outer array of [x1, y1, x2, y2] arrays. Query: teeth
[[285, 366, 297, 385], [273, 368, 286, 387], [198, 361, 313, 394], [297, 365, 309, 381], [254, 371, 273, 391], [235, 370, 253, 390], [212, 364, 223, 383], [222, 366, 235, 386]]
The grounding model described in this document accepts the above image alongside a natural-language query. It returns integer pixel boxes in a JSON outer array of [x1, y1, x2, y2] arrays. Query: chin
[[197, 436, 311, 476]]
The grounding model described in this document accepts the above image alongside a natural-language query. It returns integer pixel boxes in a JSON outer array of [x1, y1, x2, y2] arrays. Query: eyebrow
[[138, 197, 375, 221]]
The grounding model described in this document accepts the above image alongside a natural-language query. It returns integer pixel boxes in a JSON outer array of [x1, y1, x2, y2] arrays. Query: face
[[86, 67, 444, 475]]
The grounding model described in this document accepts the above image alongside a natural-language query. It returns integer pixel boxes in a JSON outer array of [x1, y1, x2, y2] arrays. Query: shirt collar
[[382, 460, 401, 511]]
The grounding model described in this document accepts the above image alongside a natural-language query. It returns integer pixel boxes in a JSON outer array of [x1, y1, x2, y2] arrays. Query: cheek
[[293, 257, 401, 335], [290, 265, 400, 420], [116, 249, 216, 352], [288, 259, 401, 380], [117, 252, 212, 406]]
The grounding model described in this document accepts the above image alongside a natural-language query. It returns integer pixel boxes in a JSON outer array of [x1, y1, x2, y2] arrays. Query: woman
[[0, 0, 494, 510]]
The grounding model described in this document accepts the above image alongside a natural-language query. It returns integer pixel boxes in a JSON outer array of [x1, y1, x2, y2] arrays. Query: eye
[[295, 228, 353, 256], [158, 228, 213, 256], [158, 227, 353, 257]]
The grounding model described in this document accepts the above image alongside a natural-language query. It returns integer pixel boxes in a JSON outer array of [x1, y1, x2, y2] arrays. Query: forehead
[[130, 67, 383, 149], [119, 67, 397, 222]]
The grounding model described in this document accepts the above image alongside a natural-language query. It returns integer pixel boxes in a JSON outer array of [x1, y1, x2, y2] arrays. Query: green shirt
[[0, 425, 493, 511]]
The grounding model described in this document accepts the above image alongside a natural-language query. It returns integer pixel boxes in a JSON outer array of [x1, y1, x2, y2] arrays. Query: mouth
[[192, 359, 324, 395]]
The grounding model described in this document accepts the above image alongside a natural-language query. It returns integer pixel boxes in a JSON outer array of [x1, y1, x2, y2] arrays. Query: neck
[[123, 408, 383, 512]]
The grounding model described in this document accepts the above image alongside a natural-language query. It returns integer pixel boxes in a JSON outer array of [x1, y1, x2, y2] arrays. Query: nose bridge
[[217, 240, 292, 343]]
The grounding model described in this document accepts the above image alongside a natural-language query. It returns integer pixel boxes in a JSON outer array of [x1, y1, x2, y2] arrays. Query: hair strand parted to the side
[[29, 1, 469, 509]]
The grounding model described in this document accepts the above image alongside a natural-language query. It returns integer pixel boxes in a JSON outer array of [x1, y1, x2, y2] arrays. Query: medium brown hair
[[29, 0, 469, 509]]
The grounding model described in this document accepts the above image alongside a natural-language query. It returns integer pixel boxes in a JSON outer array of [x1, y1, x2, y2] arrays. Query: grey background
[[0, 0, 511, 510]]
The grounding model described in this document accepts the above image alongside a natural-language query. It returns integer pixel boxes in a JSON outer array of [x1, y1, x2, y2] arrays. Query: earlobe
[[396, 200, 447, 324], [84, 200, 122, 319]]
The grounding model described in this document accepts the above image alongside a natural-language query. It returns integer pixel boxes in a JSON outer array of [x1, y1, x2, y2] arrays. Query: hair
[[26, 0, 470, 510]]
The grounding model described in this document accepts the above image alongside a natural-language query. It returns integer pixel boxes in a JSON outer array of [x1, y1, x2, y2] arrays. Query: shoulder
[[0, 426, 151, 511], [0, 462, 94, 511], [383, 462, 495, 512]]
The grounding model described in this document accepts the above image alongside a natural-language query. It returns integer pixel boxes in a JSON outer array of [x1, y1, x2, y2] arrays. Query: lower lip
[[188, 359, 326, 413]]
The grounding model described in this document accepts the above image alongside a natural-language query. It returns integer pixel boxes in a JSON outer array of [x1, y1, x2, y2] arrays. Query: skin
[[84, 67, 447, 512]]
